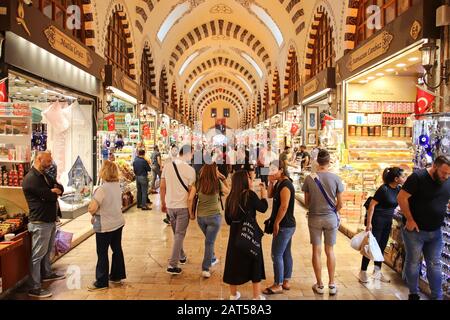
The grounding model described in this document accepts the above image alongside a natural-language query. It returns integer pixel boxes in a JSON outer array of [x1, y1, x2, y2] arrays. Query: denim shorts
[[307, 214, 339, 246]]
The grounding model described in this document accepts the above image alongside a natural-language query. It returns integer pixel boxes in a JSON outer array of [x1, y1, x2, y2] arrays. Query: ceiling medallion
[[234, 0, 254, 8], [189, 0, 205, 9], [210, 4, 233, 14]]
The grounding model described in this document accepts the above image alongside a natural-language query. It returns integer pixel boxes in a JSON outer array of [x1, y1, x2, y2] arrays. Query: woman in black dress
[[223, 170, 269, 300]]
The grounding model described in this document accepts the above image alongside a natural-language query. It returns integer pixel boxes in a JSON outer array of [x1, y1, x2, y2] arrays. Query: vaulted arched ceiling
[[126, 0, 321, 122]]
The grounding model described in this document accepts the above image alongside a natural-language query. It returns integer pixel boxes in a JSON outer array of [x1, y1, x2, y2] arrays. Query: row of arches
[[52, 0, 415, 124]]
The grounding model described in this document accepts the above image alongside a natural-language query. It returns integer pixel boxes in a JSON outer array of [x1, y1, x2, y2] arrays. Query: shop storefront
[[279, 92, 301, 150], [0, 1, 104, 221], [0, 0, 104, 295], [335, 0, 439, 237], [140, 90, 161, 154], [335, 0, 447, 297], [292, 68, 342, 202], [99, 66, 141, 212], [157, 104, 172, 162]]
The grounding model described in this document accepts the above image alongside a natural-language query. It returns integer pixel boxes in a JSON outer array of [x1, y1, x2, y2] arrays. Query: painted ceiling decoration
[[168, 19, 272, 76], [278, 0, 305, 35], [197, 88, 246, 113], [198, 94, 241, 118], [210, 4, 233, 14]]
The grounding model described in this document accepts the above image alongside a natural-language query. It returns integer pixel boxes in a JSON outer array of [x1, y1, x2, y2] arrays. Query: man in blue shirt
[[133, 149, 152, 210]]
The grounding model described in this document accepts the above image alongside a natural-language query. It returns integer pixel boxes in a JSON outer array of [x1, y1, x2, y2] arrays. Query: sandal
[[282, 284, 291, 291], [262, 287, 283, 295]]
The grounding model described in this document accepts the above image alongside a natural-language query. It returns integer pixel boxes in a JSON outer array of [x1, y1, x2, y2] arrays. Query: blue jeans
[[197, 214, 221, 271], [28, 222, 56, 290], [136, 175, 149, 207], [271, 226, 296, 285], [402, 228, 443, 300]]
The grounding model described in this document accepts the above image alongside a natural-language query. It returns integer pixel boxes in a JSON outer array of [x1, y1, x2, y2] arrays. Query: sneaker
[[166, 267, 182, 275], [109, 279, 123, 284], [163, 218, 170, 225], [201, 270, 211, 278], [312, 283, 324, 295], [28, 288, 52, 298], [87, 282, 108, 292], [211, 258, 220, 266], [358, 270, 369, 283], [141, 206, 151, 211], [329, 284, 338, 296], [179, 257, 187, 265], [42, 272, 66, 282], [253, 295, 266, 300], [408, 293, 420, 300], [230, 291, 241, 300], [373, 270, 391, 283]]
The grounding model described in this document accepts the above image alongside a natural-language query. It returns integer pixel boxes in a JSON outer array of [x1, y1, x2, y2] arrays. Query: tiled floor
[[10, 194, 413, 300]]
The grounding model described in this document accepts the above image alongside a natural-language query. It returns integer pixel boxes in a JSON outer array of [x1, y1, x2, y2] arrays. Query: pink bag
[[54, 229, 73, 255]]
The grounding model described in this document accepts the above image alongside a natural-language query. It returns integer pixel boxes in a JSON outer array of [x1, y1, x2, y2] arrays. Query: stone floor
[[10, 194, 413, 300]]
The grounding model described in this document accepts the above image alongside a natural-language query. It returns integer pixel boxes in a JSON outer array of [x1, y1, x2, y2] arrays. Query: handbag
[[54, 229, 73, 255], [234, 204, 263, 258], [263, 217, 274, 234], [310, 173, 340, 227]]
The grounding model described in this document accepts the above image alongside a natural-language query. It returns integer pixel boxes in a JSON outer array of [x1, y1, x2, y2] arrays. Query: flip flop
[[263, 287, 283, 295]]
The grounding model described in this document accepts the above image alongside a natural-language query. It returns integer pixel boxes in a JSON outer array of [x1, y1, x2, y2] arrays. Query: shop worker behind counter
[[397, 155, 450, 300], [22, 151, 67, 299]]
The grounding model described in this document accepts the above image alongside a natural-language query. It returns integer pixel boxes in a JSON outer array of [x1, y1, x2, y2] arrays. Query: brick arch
[[284, 46, 300, 95], [278, 0, 306, 35], [343, 0, 360, 51], [191, 76, 250, 104], [81, 0, 96, 49], [271, 69, 281, 105], [304, 5, 335, 80], [257, 91, 262, 114], [169, 20, 271, 76], [197, 88, 245, 113], [170, 82, 178, 112], [198, 95, 242, 119], [184, 57, 258, 92], [103, 3, 137, 79], [140, 42, 156, 95], [159, 67, 169, 103], [263, 82, 270, 113]]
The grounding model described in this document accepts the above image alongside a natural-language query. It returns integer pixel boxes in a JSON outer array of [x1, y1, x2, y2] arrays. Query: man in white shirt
[[160, 145, 196, 275], [259, 143, 278, 186]]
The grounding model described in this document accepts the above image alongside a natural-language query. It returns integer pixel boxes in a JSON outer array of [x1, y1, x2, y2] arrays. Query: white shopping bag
[[350, 231, 368, 251], [360, 232, 385, 262]]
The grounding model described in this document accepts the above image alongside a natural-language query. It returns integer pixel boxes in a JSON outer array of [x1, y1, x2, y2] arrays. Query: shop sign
[[410, 21, 422, 40], [44, 26, 93, 68], [303, 79, 319, 98], [281, 96, 290, 111], [347, 31, 393, 72], [105, 65, 139, 100], [150, 94, 160, 111]]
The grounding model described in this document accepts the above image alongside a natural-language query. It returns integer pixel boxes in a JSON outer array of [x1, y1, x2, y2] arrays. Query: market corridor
[[10, 196, 410, 300]]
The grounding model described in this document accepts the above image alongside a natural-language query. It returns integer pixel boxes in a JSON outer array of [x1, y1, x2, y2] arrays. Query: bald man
[[22, 151, 66, 298]]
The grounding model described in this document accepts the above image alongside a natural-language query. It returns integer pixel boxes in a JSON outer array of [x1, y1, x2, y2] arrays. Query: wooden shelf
[[0, 134, 29, 137], [0, 186, 23, 189], [0, 115, 31, 118], [0, 160, 29, 163]]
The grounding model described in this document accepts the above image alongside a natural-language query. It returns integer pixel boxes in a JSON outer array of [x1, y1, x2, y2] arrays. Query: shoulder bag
[[234, 204, 263, 258], [173, 162, 198, 215], [310, 173, 340, 227]]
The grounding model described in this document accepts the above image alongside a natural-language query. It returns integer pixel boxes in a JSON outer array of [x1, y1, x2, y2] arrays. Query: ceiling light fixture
[[367, 76, 375, 80], [376, 73, 384, 76], [408, 57, 420, 62], [386, 68, 395, 72], [396, 63, 407, 68], [359, 80, 368, 84]]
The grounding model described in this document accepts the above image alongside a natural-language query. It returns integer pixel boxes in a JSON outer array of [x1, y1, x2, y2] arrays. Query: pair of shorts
[[307, 214, 339, 246]]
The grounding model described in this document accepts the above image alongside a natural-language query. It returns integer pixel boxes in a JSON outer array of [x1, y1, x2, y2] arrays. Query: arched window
[[105, 11, 131, 78], [356, 0, 418, 46], [171, 83, 178, 112], [310, 12, 334, 79], [34, 0, 87, 44], [140, 47, 156, 95], [285, 48, 299, 95], [264, 82, 269, 111], [159, 68, 169, 103]]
